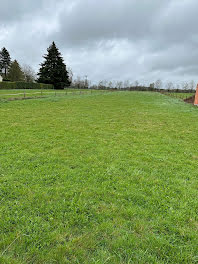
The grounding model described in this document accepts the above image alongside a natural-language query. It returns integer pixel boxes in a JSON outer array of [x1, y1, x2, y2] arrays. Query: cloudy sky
[[0, 0, 198, 86]]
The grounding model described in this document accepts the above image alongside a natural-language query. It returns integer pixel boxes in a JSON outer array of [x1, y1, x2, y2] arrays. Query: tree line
[[0, 47, 35, 82], [0, 42, 71, 89], [72, 79, 196, 91], [0, 43, 196, 91], [70, 78, 196, 91]]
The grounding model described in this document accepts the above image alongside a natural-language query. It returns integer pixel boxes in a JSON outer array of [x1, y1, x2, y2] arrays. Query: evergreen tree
[[0, 47, 11, 77], [37, 42, 70, 89], [8, 60, 25, 82]]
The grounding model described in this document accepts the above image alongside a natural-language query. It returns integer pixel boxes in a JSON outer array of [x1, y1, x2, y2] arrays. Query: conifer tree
[[8, 60, 24, 81], [0, 47, 11, 77], [37, 42, 70, 89]]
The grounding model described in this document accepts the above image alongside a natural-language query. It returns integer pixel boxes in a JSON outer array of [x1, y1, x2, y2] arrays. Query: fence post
[[24, 92, 26, 98]]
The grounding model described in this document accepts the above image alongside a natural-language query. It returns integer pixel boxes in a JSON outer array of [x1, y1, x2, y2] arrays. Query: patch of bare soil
[[184, 95, 195, 104], [7, 96, 44, 101]]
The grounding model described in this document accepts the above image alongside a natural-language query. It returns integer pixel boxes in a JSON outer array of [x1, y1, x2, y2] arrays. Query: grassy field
[[0, 89, 99, 100], [0, 92, 197, 263]]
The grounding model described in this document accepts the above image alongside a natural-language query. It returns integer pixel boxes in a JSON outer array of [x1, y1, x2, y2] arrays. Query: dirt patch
[[7, 96, 45, 101], [184, 95, 195, 104]]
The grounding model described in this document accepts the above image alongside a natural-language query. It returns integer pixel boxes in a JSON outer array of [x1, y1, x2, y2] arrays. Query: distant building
[[0, 75, 3, 82], [150, 83, 155, 89]]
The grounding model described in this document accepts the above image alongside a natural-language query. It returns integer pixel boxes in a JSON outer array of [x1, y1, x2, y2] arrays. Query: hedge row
[[92, 86, 195, 93], [0, 82, 54, 90]]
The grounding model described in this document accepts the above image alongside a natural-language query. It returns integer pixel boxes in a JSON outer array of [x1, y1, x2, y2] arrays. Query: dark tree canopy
[[37, 42, 70, 89], [0, 47, 11, 77], [8, 60, 25, 82]]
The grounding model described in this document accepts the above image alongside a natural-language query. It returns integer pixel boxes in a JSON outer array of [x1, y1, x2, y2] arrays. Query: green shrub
[[0, 81, 54, 90], [54, 82, 66, 89]]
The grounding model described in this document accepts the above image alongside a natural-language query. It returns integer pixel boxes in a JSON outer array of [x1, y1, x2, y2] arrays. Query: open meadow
[[0, 91, 197, 263], [0, 89, 101, 101]]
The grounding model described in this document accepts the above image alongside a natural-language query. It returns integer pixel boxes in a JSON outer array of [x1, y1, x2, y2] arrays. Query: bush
[[0, 81, 54, 90], [54, 82, 66, 90]]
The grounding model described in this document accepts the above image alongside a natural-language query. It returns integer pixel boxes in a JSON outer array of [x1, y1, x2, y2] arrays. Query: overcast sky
[[0, 0, 198, 86]]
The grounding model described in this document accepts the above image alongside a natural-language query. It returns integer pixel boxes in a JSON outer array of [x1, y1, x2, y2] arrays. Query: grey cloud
[[56, 0, 168, 47], [0, 1, 43, 23], [0, 0, 198, 84]]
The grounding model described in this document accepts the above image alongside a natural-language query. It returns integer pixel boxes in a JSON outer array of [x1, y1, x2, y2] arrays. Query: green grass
[[0, 92, 197, 263], [0, 89, 98, 100]]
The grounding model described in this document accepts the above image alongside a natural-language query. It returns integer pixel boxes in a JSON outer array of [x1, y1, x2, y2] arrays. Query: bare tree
[[22, 64, 36, 82], [108, 81, 113, 89], [103, 80, 108, 88], [176, 83, 180, 90], [87, 79, 91, 88], [84, 75, 89, 88], [74, 76, 82, 88], [189, 80, 195, 90], [155, 79, 163, 89], [165, 81, 174, 90], [98, 80, 105, 89], [112, 80, 116, 89], [181, 81, 189, 91], [67, 67, 73, 85], [123, 80, 130, 88], [115, 81, 123, 89]]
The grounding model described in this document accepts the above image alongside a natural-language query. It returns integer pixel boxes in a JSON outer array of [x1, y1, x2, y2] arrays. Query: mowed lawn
[[0, 89, 97, 100], [0, 92, 197, 263]]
